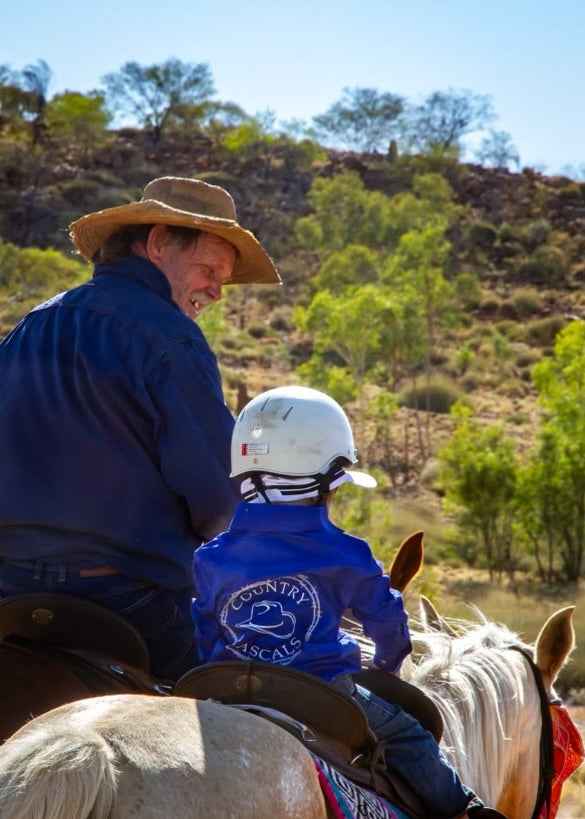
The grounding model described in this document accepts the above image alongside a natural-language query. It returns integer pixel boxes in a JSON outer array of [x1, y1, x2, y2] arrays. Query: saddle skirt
[[0, 592, 151, 671], [0, 593, 162, 697]]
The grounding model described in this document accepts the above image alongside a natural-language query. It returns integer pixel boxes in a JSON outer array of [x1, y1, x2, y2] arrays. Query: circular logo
[[220, 575, 321, 665]]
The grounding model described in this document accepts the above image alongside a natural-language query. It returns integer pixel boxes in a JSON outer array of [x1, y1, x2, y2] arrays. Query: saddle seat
[[0, 592, 158, 692], [176, 660, 370, 754]]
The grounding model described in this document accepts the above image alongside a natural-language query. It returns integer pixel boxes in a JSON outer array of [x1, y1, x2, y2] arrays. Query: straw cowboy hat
[[69, 176, 281, 285]]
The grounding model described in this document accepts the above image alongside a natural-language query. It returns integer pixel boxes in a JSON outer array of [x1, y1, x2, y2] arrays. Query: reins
[[507, 645, 555, 819]]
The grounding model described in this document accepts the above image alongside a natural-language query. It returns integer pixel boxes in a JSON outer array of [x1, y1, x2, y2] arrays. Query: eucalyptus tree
[[46, 91, 111, 151], [401, 88, 495, 157], [0, 62, 48, 136], [439, 404, 519, 581], [101, 58, 215, 140], [522, 320, 585, 581], [294, 284, 397, 455], [312, 86, 404, 153], [475, 129, 520, 170], [295, 170, 393, 258], [20, 60, 52, 118]]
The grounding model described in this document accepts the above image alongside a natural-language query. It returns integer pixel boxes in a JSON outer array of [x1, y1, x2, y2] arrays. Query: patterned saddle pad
[[313, 754, 412, 819]]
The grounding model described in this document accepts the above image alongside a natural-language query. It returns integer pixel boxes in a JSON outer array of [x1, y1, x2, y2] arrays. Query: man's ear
[[143, 224, 168, 264]]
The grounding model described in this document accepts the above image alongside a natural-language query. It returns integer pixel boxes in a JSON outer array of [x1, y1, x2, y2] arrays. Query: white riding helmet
[[231, 385, 358, 478]]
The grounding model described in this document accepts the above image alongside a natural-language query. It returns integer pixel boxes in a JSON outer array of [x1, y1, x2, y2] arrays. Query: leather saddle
[[175, 660, 433, 818], [0, 593, 161, 694], [176, 660, 370, 754]]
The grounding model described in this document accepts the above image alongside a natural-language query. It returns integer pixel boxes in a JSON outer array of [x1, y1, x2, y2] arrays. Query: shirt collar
[[93, 254, 174, 304], [230, 502, 331, 533]]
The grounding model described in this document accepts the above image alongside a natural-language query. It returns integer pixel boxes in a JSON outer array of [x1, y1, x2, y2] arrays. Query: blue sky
[[3, 0, 584, 175]]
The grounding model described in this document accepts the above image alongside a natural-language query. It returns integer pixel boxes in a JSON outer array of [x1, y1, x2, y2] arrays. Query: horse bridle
[[508, 645, 555, 819]]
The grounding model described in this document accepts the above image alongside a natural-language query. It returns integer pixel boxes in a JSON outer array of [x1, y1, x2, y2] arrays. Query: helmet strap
[[250, 473, 272, 504], [314, 463, 342, 504]]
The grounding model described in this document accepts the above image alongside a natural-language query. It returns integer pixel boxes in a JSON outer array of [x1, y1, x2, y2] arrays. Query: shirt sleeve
[[148, 334, 240, 542], [349, 556, 412, 673]]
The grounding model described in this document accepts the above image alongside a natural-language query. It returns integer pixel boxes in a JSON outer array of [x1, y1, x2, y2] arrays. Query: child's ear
[[325, 489, 337, 509]]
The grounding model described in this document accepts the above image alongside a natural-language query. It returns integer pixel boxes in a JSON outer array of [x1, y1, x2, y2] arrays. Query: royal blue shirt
[[192, 503, 412, 680], [0, 254, 239, 588]]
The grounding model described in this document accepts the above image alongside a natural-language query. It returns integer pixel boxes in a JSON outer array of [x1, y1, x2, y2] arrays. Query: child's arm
[[350, 570, 412, 673]]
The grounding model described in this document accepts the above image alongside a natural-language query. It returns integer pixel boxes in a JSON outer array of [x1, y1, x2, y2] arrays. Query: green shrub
[[59, 178, 103, 207], [454, 271, 482, 309], [495, 319, 525, 340], [479, 294, 503, 315], [557, 183, 583, 204], [460, 372, 480, 391], [398, 374, 470, 414], [518, 245, 568, 284], [455, 343, 475, 374], [465, 220, 498, 249], [269, 308, 292, 332], [498, 222, 521, 243], [510, 286, 543, 317], [248, 322, 269, 339], [506, 412, 530, 425], [514, 347, 541, 368], [523, 315, 567, 347], [522, 218, 551, 250]]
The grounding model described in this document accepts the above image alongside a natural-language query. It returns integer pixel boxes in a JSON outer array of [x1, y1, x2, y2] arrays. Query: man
[[0, 176, 280, 681]]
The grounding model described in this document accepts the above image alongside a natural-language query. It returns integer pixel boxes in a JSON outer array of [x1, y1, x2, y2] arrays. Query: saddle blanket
[[312, 754, 410, 819]]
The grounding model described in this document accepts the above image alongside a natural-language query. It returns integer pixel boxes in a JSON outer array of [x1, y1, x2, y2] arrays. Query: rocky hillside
[[2, 128, 585, 495], [3, 127, 585, 296]]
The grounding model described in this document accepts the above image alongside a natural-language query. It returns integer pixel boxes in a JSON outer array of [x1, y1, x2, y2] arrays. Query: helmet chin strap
[[250, 463, 343, 505]]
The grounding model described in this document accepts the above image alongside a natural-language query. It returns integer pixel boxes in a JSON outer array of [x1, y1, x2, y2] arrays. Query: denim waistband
[[0, 558, 120, 581]]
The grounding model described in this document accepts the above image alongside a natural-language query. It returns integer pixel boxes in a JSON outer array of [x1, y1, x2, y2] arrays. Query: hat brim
[[69, 199, 281, 285]]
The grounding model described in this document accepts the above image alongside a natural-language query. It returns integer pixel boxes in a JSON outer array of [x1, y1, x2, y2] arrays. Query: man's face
[[155, 230, 237, 320]]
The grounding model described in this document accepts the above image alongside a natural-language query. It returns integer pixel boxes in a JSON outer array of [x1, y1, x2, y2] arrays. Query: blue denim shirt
[[0, 254, 239, 588], [192, 503, 412, 679]]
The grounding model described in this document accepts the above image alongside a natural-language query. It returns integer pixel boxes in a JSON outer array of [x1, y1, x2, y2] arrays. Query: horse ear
[[419, 595, 458, 637], [388, 530, 424, 593], [535, 606, 576, 689]]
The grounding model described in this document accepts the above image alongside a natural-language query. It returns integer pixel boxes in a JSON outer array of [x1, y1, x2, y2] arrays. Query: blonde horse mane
[[404, 611, 538, 806]]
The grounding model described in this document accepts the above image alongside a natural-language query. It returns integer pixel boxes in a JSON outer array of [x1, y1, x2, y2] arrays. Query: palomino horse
[[0, 598, 579, 819]]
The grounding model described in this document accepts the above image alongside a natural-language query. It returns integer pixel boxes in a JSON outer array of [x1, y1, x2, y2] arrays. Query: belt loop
[[58, 565, 67, 582], [33, 559, 43, 581]]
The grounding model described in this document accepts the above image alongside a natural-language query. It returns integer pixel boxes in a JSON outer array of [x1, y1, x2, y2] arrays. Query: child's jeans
[[333, 673, 476, 818], [0, 558, 198, 682]]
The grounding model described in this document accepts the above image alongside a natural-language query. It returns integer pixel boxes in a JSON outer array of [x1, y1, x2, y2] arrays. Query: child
[[192, 386, 505, 819]]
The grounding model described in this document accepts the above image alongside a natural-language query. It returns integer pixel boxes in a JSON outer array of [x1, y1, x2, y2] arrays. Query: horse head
[[408, 596, 581, 819]]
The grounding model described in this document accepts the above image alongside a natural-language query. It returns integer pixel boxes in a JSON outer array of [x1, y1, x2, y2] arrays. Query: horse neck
[[407, 631, 542, 816]]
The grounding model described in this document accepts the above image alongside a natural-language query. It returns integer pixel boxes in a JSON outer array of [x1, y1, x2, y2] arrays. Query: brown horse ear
[[419, 595, 458, 637], [388, 531, 424, 593], [535, 606, 575, 689]]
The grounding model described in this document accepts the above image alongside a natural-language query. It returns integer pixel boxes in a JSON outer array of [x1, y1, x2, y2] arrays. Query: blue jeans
[[334, 675, 475, 818], [0, 559, 198, 682]]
